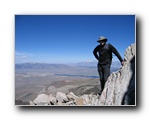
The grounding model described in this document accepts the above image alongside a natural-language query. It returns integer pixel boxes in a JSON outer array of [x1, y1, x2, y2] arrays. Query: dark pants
[[97, 64, 110, 92]]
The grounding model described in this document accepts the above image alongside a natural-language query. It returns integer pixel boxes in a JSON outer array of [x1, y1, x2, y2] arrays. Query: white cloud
[[15, 51, 54, 63], [15, 51, 33, 63], [15, 51, 33, 56]]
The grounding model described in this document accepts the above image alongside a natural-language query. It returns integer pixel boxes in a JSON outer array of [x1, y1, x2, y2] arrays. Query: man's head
[[97, 36, 107, 45]]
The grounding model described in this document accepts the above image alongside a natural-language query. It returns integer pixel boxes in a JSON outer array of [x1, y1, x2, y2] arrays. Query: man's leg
[[103, 64, 110, 86], [97, 64, 104, 93]]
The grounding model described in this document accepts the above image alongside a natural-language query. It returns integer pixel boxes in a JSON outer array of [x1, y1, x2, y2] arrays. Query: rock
[[124, 44, 135, 62], [90, 95, 99, 105], [57, 101, 64, 105], [56, 92, 69, 103], [76, 97, 84, 105], [67, 92, 78, 100], [65, 101, 75, 105], [33, 94, 50, 105], [48, 94, 57, 105], [122, 56, 135, 105], [30, 101, 35, 105], [82, 94, 90, 105]]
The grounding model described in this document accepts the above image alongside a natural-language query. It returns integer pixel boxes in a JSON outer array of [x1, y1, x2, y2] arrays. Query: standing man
[[93, 36, 124, 95]]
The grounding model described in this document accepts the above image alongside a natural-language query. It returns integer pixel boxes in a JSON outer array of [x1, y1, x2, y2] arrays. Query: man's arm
[[93, 45, 99, 60], [109, 44, 124, 64]]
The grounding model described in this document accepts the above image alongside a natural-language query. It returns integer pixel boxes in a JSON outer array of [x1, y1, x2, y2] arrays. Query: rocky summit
[[99, 44, 135, 105], [30, 44, 135, 106], [30, 92, 100, 105]]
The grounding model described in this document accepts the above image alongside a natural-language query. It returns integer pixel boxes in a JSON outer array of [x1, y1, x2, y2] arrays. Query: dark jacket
[[93, 43, 123, 65]]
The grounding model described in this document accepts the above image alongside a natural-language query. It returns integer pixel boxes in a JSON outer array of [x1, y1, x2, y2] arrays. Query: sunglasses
[[100, 40, 106, 43]]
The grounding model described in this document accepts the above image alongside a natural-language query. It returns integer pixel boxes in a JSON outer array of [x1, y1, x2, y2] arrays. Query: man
[[93, 36, 124, 95]]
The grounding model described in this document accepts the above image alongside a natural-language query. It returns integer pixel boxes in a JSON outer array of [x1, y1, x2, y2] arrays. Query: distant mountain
[[72, 60, 97, 67], [15, 63, 71, 69], [15, 61, 121, 69], [72, 60, 121, 68]]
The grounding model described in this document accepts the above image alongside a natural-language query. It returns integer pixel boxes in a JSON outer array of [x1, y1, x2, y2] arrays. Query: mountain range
[[15, 61, 121, 69]]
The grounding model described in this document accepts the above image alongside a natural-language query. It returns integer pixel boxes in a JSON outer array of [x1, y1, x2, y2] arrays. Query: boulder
[[30, 101, 35, 105], [67, 92, 78, 100], [48, 94, 57, 105], [82, 94, 90, 105], [56, 92, 69, 103], [76, 97, 84, 105], [33, 94, 50, 105]]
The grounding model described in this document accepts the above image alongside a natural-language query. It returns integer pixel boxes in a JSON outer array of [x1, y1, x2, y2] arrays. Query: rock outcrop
[[30, 43, 135, 106], [99, 43, 135, 105]]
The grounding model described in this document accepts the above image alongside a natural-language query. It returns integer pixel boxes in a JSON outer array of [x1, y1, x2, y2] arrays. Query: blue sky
[[15, 15, 135, 64]]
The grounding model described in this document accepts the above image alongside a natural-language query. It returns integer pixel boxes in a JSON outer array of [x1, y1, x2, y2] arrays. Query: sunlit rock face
[[98, 44, 135, 105]]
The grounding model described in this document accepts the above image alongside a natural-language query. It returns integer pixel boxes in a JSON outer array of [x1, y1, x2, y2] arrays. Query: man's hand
[[121, 61, 124, 66]]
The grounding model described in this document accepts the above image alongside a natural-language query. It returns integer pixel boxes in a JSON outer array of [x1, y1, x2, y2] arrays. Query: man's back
[[93, 43, 112, 65], [93, 43, 123, 65]]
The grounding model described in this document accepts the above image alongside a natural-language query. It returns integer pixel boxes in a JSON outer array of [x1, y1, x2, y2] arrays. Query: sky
[[15, 15, 135, 64]]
